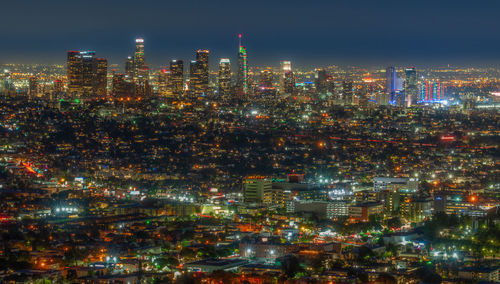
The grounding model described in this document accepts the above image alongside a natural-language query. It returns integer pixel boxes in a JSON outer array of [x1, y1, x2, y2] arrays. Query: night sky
[[2, 0, 500, 68]]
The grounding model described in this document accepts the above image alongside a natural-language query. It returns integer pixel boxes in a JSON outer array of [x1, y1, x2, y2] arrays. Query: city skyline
[[2, 0, 500, 67], [0, 1, 498, 283]]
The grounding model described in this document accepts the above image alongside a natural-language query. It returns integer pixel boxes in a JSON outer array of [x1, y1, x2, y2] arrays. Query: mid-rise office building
[[243, 177, 273, 204]]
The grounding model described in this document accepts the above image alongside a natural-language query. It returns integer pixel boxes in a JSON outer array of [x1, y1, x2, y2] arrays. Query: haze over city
[[2, 0, 500, 66]]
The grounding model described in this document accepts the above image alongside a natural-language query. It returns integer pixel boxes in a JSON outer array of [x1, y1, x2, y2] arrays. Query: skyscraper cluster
[[382, 66, 422, 107], [64, 35, 440, 109], [67, 51, 107, 97]]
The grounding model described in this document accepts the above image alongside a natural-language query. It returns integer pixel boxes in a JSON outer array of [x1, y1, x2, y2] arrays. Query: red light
[[440, 135, 455, 141]]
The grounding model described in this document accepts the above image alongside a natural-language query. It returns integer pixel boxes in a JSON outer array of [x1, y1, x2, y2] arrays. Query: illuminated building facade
[[404, 67, 417, 106], [67, 50, 107, 97], [218, 58, 231, 96], [158, 69, 169, 95], [28, 76, 38, 98], [236, 34, 248, 95], [243, 177, 273, 204], [420, 80, 445, 102], [96, 58, 108, 96], [133, 38, 149, 80], [259, 69, 273, 88], [386, 66, 397, 103], [112, 73, 135, 99], [342, 80, 354, 105], [190, 50, 209, 96], [280, 60, 291, 93], [125, 56, 134, 78], [169, 59, 184, 96], [315, 68, 327, 94], [283, 71, 295, 95]]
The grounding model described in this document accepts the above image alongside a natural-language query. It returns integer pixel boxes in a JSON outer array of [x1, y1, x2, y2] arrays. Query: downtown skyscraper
[[386, 66, 397, 105], [169, 59, 184, 96], [133, 38, 149, 81], [404, 67, 417, 107], [280, 61, 294, 95], [189, 50, 210, 96], [67, 50, 107, 97], [218, 59, 231, 97], [315, 68, 328, 95], [236, 34, 248, 96]]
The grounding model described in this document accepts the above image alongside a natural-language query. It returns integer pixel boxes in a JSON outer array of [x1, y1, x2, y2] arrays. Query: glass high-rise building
[[259, 69, 273, 88], [315, 68, 327, 94], [96, 58, 108, 96], [169, 59, 184, 96], [125, 56, 134, 78], [283, 71, 295, 95], [236, 34, 248, 96], [386, 66, 397, 104], [280, 61, 291, 93], [342, 80, 354, 105], [67, 50, 107, 97], [218, 58, 231, 96], [133, 38, 148, 80], [404, 67, 417, 107], [190, 50, 209, 96], [158, 69, 169, 95]]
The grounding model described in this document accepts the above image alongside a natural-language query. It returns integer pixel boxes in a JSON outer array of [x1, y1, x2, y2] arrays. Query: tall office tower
[[236, 34, 248, 95], [189, 60, 197, 93], [315, 68, 328, 94], [67, 50, 107, 97], [28, 77, 38, 98], [125, 56, 134, 78], [158, 69, 169, 95], [96, 58, 108, 96], [218, 58, 231, 96], [133, 38, 149, 80], [283, 71, 295, 95], [386, 66, 397, 103], [67, 50, 82, 95], [342, 80, 354, 105], [280, 60, 291, 92], [189, 50, 209, 96], [169, 59, 184, 96], [259, 69, 273, 88], [404, 67, 417, 107]]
